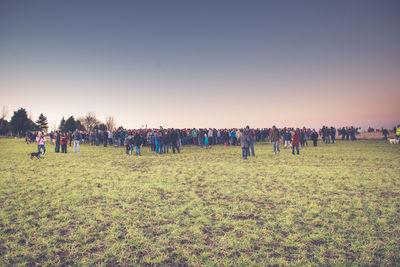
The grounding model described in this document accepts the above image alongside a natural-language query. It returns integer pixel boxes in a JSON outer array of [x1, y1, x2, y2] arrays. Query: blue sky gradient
[[1, 1, 399, 129]]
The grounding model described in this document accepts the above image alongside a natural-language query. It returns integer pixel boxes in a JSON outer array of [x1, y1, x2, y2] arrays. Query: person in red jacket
[[60, 132, 68, 153], [292, 128, 300, 155]]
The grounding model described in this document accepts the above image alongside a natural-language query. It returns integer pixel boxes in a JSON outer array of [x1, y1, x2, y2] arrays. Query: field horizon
[[1, 139, 399, 265]]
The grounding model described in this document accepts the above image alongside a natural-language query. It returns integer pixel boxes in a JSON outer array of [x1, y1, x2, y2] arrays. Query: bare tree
[[80, 112, 99, 132], [105, 116, 116, 131], [1, 106, 8, 120]]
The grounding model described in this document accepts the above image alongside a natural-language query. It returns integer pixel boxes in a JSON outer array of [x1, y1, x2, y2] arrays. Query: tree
[[64, 116, 77, 132], [10, 108, 30, 136], [0, 119, 9, 135], [75, 119, 85, 131], [98, 123, 107, 131], [1, 106, 8, 120], [59, 117, 66, 132], [27, 119, 38, 132], [36, 113, 49, 133], [105, 116, 116, 131], [80, 112, 99, 132]]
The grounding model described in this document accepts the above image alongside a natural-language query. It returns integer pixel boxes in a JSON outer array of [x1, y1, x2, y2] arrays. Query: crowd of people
[[26, 124, 400, 160]]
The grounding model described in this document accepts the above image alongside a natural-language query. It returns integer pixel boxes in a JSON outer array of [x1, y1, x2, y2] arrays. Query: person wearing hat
[[270, 125, 281, 154]]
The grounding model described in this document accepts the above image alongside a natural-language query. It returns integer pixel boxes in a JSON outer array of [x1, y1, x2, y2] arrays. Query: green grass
[[1, 139, 399, 266]]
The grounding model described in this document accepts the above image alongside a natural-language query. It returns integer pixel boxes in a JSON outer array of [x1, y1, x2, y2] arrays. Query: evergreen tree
[[64, 116, 77, 132], [59, 117, 66, 132], [36, 113, 49, 132], [10, 108, 30, 136]]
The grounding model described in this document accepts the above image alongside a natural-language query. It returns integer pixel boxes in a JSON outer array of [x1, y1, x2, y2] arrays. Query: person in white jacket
[[36, 131, 46, 157]]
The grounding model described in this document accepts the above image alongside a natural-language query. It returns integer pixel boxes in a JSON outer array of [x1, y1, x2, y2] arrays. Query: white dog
[[389, 138, 399, 144]]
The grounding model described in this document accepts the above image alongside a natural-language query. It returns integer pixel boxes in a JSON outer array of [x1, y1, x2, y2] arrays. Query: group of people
[[31, 124, 400, 160]]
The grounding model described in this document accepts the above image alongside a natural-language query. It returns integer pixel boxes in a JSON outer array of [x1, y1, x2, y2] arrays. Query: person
[[311, 129, 318, 146], [155, 131, 161, 154], [239, 128, 250, 159], [68, 132, 73, 147], [382, 128, 388, 140], [55, 131, 60, 153], [204, 133, 209, 148], [170, 129, 180, 153], [73, 129, 81, 153], [61, 132, 68, 153], [292, 129, 300, 155], [36, 131, 46, 157], [330, 127, 336, 144], [133, 131, 142, 156], [300, 128, 307, 148], [49, 131, 54, 145], [396, 125, 400, 140], [283, 129, 291, 148], [270, 125, 281, 154], [249, 127, 256, 157], [124, 132, 133, 155], [103, 131, 108, 147]]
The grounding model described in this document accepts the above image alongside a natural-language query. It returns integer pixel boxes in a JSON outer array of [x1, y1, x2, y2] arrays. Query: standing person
[[270, 125, 281, 154], [61, 132, 68, 153], [300, 129, 306, 148], [324, 126, 330, 144], [283, 129, 291, 148], [230, 129, 236, 146], [330, 127, 336, 144], [73, 129, 81, 153], [95, 130, 100, 146], [191, 128, 198, 146], [396, 125, 400, 140], [55, 131, 60, 153], [50, 131, 54, 145], [198, 129, 204, 148], [239, 128, 250, 159], [350, 127, 356, 141], [155, 131, 161, 154], [124, 132, 132, 155], [36, 131, 46, 157], [170, 129, 180, 153], [68, 132, 73, 147], [103, 131, 108, 147], [311, 129, 318, 147], [248, 126, 256, 157], [292, 129, 300, 155], [204, 133, 209, 148], [133, 131, 142, 156]]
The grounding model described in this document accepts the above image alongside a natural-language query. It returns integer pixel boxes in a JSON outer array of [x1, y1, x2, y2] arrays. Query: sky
[[0, 0, 399, 130]]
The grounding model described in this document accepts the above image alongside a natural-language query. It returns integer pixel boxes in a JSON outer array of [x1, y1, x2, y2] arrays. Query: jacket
[[270, 128, 281, 142], [292, 132, 300, 146], [239, 131, 251, 148]]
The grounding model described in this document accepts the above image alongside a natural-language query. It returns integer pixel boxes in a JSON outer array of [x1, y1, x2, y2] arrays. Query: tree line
[[0, 107, 116, 137]]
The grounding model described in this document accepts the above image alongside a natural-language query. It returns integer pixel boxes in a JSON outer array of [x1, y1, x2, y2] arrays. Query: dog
[[30, 152, 42, 159], [389, 138, 399, 144]]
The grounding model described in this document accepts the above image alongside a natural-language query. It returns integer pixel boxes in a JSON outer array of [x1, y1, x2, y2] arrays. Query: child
[[36, 132, 46, 157], [204, 134, 209, 148]]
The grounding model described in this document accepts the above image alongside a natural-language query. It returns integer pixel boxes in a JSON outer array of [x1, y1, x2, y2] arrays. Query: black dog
[[30, 152, 42, 159]]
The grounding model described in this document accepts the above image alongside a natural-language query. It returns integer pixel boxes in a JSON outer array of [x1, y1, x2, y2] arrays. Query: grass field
[[1, 139, 399, 266]]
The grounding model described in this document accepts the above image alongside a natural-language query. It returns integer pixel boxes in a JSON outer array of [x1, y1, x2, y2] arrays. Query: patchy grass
[[0, 139, 399, 266]]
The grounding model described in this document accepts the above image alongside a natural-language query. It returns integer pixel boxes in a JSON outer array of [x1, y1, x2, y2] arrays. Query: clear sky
[[1, 0, 399, 130]]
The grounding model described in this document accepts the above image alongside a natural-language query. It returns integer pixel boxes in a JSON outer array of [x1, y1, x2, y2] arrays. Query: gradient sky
[[1, 0, 399, 130]]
